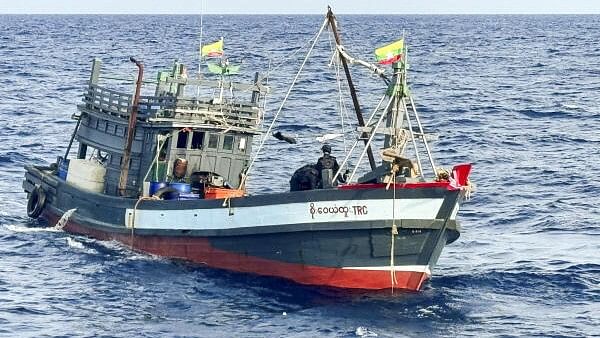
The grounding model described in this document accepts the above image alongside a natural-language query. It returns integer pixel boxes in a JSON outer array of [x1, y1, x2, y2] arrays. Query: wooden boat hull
[[25, 165, 465, 291]]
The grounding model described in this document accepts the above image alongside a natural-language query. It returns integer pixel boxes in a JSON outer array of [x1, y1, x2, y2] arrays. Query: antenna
[[197, 0, 204, 97]]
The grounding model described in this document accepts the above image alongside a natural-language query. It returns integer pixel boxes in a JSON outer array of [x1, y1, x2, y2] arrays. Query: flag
[[207, 63, 240, 75], [375, 38, 404, 65], [201, 38, 224, 57]]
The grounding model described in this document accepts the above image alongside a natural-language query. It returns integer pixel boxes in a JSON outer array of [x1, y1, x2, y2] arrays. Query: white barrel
[[66, 159, 107, 193]]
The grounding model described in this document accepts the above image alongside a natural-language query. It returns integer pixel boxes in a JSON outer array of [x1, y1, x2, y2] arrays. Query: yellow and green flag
[[201, 38, 224, 58], [207, 62, 240, 75], [375, 38, 404, 65]]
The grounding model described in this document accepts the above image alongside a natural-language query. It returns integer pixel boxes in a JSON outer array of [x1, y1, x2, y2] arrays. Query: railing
[[80, 84, 261, 130], [82, 84, 134, 119]]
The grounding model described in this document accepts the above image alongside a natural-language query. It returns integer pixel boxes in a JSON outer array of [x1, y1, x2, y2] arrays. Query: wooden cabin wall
[[165, 129, 253, 188], [76, 113, 144, 195]]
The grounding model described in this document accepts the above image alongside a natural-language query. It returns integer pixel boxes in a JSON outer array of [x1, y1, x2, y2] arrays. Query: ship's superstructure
[[72, 58, 267, 197]]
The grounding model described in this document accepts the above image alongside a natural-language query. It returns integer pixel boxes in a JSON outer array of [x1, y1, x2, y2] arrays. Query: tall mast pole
[[326, 7, 376, 171]]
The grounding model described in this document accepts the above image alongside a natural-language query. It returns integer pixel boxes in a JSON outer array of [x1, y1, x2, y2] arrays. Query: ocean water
[[0, 14, 599, 337]]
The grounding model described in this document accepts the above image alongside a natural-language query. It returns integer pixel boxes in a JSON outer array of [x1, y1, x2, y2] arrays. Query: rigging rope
[[129, 196, 158, 249], [326, 28, 350, 156], [238, 17, 329, 190], [267, 22, 328, 75], [332, 94, 387, 183], [334, 42, 349, 155]]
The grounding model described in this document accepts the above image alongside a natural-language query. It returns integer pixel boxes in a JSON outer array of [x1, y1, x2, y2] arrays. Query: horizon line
[[1, 12, 599, 15]]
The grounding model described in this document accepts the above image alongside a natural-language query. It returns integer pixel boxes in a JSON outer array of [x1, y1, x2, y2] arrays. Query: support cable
[[238, 17, 329, 190]]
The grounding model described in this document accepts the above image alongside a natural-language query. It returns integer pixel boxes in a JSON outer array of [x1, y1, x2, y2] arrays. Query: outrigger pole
[[326, 7, 377, 171]]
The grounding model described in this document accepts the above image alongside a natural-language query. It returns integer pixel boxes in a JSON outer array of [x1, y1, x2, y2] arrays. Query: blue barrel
[[149, 181, 168, 196], [58, 159, 69, 180], [169, 183, 191, 193], [165, 182, 192, 200], [178, 192, 200, 200]]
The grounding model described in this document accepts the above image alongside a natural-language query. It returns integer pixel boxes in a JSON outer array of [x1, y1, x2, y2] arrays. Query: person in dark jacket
[[315, 144, 343, 187]]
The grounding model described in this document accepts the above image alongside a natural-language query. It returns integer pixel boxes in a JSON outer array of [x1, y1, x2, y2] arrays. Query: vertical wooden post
[[89, 58, 101, 85], [251, 72, 260, 104]]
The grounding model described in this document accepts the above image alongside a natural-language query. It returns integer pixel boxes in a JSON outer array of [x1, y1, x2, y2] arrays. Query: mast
[[326, 7, 376, 171]]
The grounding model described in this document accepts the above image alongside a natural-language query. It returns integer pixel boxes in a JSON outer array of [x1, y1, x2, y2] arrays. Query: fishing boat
[[23, 8, 472, 291]]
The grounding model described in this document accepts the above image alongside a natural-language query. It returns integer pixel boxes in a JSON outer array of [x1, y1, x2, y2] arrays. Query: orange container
[[204, 187, 245, 200]]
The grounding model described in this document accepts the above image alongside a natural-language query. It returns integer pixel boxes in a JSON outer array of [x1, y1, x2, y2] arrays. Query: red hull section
[[44, 210, 429, 291]]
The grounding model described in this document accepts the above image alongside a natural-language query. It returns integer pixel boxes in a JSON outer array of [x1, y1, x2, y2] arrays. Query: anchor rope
[[389, 160, 399, 292], [129, 196, 158, 249], [390, 170, 398, 293]]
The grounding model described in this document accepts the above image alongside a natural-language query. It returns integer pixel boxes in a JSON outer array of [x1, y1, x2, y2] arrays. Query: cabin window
[[177, 131, 189, 148], [208, 134, 219, 149], [191, 132, 205, 150], [239, 137, 247, 152], [223, 135, 234, 151]]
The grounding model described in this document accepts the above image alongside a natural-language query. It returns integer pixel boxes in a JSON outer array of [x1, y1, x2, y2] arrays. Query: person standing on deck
[[315, 144, 343, 187]]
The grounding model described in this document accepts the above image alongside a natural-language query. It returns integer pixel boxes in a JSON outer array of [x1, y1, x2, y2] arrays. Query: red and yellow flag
[[375, 38, 404, 65], [201, 38, 224, 58]]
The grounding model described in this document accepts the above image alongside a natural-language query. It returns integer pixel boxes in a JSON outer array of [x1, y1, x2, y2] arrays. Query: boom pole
[[326, 7, 376, 171]]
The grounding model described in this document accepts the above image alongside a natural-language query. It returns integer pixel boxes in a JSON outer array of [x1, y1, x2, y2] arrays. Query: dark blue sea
[[1, 14, 599, 337]]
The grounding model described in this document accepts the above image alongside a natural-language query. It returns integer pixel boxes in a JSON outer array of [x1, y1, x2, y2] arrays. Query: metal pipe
[[347, 96, 394, 183], [118, 57, 144, 196], [332, 94, 387, 183], [336, 45, 389, 83], [327, 7, 377, 171], [62, 117, 82, 161], [409, 95, 437, 177], [401, 97, 424, 180]]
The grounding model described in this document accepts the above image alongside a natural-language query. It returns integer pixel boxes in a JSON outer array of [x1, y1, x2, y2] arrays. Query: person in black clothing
[[315, 144, 344, 187]]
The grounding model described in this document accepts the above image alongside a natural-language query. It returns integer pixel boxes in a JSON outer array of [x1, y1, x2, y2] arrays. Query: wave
[[3, 224, 62, 233], [433, 267, 598, 303]]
